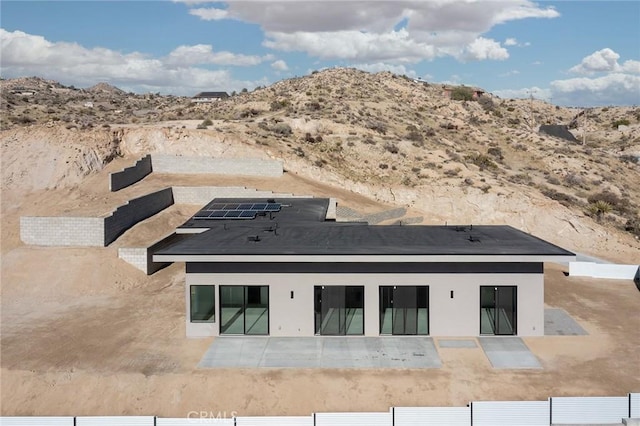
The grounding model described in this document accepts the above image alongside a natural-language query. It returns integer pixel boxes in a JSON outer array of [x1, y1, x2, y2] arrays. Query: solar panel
[[193, 201, 282, 220], [265, 203, 281, 211]]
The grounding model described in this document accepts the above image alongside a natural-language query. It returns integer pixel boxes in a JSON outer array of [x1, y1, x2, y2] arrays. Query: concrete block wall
[[20, 217, 104, 246], [119, 233, 192, 274], [104, 188, 174, 245], [172, 186, 308, 205], [109, 154, 152, 191], [152, 154, 283, 177], [118, 248, 148, 272]]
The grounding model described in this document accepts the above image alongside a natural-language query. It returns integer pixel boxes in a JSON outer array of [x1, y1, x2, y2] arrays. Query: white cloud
[[271, 59, 289, 71], [499, 70, 520, 77], [621, 59, 640, 74], [0, 29, 266, 95], [463, 37, 509, 61], [184, 0, 558, 64], [189, 7, 229, 21], [352, 62, 417, 78], [504, 38, 518, 46], [164, 44, 269, 66], [551, 73, 640, 106], [264, 29, 437, 63], [569, 48, 621, 74]]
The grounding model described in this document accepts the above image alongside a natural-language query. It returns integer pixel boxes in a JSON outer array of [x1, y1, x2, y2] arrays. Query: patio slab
[[478, 337, 542, 369], [198, 336, 441, 369], [545, 308, 588, 336]]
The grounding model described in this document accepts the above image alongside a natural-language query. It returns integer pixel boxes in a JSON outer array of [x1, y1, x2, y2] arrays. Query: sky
[[1, 0, 639, 106]]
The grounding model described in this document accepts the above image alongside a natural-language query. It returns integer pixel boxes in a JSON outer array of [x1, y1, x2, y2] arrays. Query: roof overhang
[[153, 254, 576, 263]]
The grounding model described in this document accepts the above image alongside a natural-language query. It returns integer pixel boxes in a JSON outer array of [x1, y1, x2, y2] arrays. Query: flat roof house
[[155, 198, 575, 338], [191, 91, 229, 103]]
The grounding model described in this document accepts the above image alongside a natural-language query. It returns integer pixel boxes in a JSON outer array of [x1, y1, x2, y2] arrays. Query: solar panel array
[[194, 202, 282, 220]]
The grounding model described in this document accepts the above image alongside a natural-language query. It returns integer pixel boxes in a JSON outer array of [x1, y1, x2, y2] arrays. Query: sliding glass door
[[480, 286, 517, 335], [314, 286, 364, 335], [220, 285, 269, 335], [379, 286, 429, 335]]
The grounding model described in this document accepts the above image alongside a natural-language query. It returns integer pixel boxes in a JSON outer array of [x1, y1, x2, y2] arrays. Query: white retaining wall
[[569, 262, 640, 279], [152, 155, 283, 177], [20, 217, 104, 246]]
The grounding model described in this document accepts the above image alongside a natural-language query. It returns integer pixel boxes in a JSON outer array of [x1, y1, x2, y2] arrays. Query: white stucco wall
[[184, 272, 544, 338]]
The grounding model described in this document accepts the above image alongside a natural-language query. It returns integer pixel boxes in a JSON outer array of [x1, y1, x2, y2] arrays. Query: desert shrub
[[271, 123, 292, 136], [487, 147, 504, 161], [307, 102, 321, 111], [444, 168, 461, 177], [363, 137, 376, 145], [450, 86, 474, 101], [546, 175, 561, 185], [411, 167, 421, 173], [541, 187, 581, 207], [366, 120, 387, 135], [384, 143, 399, 154], [270, 99, 290, 111], [611, 119, 630, 128], [465, 153, 497, 170], [624, 216, 640, 237], [406, 131, 424, 143], [478, 96, 495, 112], [506, 106, 516, 112], [304, 133, 315, 143], [587, 191, 628, 212], [587, 200, 612, 221], [379, 163, 389, 169], [563, 173, 586, 188]]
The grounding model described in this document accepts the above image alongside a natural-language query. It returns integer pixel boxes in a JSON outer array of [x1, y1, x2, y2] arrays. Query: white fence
[[472, 400, 549, 426], [2, 393, 638, 425], [569, 262, 640, 280], [394, 406, 470, 425], [550, 396, 630, 424]]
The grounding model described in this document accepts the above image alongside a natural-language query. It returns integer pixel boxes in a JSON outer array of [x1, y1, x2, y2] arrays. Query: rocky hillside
[[1, 69, 639, 259]]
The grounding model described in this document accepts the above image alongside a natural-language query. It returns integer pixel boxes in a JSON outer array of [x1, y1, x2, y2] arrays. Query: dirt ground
[[1, 163, 639, 417]]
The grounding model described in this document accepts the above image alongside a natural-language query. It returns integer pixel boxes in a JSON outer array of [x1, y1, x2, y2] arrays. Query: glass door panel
[[316, 286, 364, 335], [380, 286, 429, 335], [220, 286, 245, 334], [480, 286, 517, 335], [220, 285, 268, 335]]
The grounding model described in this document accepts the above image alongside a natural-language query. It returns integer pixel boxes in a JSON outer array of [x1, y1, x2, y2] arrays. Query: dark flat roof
[[159, 198, 575, 257]]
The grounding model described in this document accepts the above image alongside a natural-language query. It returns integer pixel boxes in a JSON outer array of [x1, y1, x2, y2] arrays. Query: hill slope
[[1, 68, 639, 262]]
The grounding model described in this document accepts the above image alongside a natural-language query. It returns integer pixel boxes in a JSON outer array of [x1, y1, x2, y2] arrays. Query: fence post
[[549, 397, 553, 425]]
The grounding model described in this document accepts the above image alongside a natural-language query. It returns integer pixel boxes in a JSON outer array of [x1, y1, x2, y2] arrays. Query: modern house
[[191, 91, 229, 103], [154, 198, 575, 338]]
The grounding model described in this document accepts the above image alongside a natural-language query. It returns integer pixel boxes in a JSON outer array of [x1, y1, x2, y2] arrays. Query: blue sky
[[1, 1, 639, 106]]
